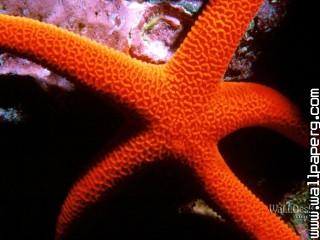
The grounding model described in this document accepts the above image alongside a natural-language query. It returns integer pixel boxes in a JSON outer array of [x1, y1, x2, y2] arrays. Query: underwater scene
[[0, 0, 317, 239]]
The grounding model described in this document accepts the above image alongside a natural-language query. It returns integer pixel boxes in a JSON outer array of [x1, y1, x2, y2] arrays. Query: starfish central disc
[[0, 0, 307, 239]]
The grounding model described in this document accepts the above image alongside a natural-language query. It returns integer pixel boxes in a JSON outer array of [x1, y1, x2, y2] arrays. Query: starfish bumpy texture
[[0, 0, 307, 239]]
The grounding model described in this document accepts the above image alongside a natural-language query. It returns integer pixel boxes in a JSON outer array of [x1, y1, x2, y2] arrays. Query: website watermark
[[269, 202, 308, 220], [308, 88, 320, 239]]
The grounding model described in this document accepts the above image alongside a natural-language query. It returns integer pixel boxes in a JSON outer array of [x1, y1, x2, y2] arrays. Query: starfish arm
[[193, 146, 299, 240], [214, 82, 307, 146], [0, 14, 165, 112], [55, 131, 166, 240], [166, 0, 263, 85]]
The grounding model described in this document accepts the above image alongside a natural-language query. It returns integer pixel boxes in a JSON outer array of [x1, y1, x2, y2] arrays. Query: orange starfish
[[0, 0, 307, 239]]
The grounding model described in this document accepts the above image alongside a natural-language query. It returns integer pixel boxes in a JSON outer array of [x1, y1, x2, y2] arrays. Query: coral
[[278, 185, 310, 240], [129, 2, 193, 63], [0, 0, 307, 239], [0, 0, 143, 88], [0, 0, 288, 84], [0, 0, 198, 88], [0, 52, 73, 90], [225, 0, 289, 81], [0, 107, 23, 124]]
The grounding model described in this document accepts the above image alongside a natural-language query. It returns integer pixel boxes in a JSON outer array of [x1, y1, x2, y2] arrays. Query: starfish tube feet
[[56, 131, 165, 240], [193, 146, 299, 240]]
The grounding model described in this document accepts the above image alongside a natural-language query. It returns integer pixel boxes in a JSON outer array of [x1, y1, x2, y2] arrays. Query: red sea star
[[0, 0, 307, 239]]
